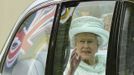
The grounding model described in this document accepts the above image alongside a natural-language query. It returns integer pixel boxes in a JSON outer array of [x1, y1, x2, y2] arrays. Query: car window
[[118, 2, 134, 75], [60, 1, 116, 75], [2, 4, 57, 75]]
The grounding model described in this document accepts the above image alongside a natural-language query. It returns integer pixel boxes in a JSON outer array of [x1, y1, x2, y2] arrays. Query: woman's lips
[[81, 51, 91, 54]]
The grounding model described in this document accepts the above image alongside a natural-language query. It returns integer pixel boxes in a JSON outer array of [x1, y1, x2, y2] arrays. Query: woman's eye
[[80, 41, 85, 43], [87, 41, 93, 43]]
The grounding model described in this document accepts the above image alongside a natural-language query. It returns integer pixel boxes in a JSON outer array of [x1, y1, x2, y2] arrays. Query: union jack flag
[[6, 5, 57, 68]]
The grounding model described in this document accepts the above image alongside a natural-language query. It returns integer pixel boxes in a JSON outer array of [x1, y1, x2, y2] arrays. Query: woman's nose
[[83, 42, 89, 47]]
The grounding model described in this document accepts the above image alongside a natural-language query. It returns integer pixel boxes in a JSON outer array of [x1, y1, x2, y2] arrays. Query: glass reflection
[[64, 1, 115, 75]]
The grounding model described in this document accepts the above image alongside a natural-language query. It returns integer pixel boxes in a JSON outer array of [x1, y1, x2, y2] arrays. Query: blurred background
[[0, 0, 35, 51]]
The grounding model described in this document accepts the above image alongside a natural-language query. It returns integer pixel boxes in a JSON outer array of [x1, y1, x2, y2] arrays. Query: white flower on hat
[[69, 16, 109, 48]]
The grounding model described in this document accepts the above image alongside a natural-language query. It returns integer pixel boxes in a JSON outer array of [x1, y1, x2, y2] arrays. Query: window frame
[[106, 1, 125, 75], [0, 2, 59, 74], [107, 1, 134, 75], [116, 1, 134, 75], [51, 0, 121, 75]]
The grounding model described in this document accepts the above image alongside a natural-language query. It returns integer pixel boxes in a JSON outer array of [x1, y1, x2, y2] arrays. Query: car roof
[[15, 0, 58, 27]]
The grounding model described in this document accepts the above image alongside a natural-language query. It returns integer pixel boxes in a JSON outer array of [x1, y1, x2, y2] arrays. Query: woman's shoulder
[[96, 50, 107, 64]]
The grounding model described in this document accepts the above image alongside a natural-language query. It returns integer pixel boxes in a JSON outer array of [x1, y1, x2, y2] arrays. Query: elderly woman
[[64, 16, 109, 75]]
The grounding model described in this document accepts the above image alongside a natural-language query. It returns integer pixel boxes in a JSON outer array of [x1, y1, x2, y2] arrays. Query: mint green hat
[[69, 16, 109, 48]]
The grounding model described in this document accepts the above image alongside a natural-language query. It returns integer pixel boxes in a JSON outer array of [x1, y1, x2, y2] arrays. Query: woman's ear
[[74, 41, 77, 47], [74, 37, 77, 47], [97, 43, 99, 48], [96, 36, 100, 48]]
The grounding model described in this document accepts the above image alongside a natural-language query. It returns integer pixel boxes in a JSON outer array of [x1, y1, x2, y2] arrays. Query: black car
[[0, 0, 134, 75]]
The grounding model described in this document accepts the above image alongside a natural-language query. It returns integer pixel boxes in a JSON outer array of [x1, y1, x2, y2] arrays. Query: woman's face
[[75, 33, 98, 60]]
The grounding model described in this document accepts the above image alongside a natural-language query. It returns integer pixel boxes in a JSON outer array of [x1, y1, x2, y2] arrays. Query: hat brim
[[69, 27, 109, 48]]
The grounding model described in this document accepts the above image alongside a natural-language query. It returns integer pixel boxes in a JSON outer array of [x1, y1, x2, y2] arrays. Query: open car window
[[52, 1, 116, 75], [2, 4, 57, 75]]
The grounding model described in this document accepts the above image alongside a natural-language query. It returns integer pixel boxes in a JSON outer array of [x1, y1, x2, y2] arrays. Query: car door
[[107, 1, 134, 75], [0, 1, 59, 75], [0, 0, 134, 75], [46, 0, 116, 75], [46, 0, 134, 75]]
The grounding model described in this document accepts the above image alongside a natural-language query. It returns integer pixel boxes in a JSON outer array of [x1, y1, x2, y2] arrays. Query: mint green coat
[[64, 53, 106, 75]]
